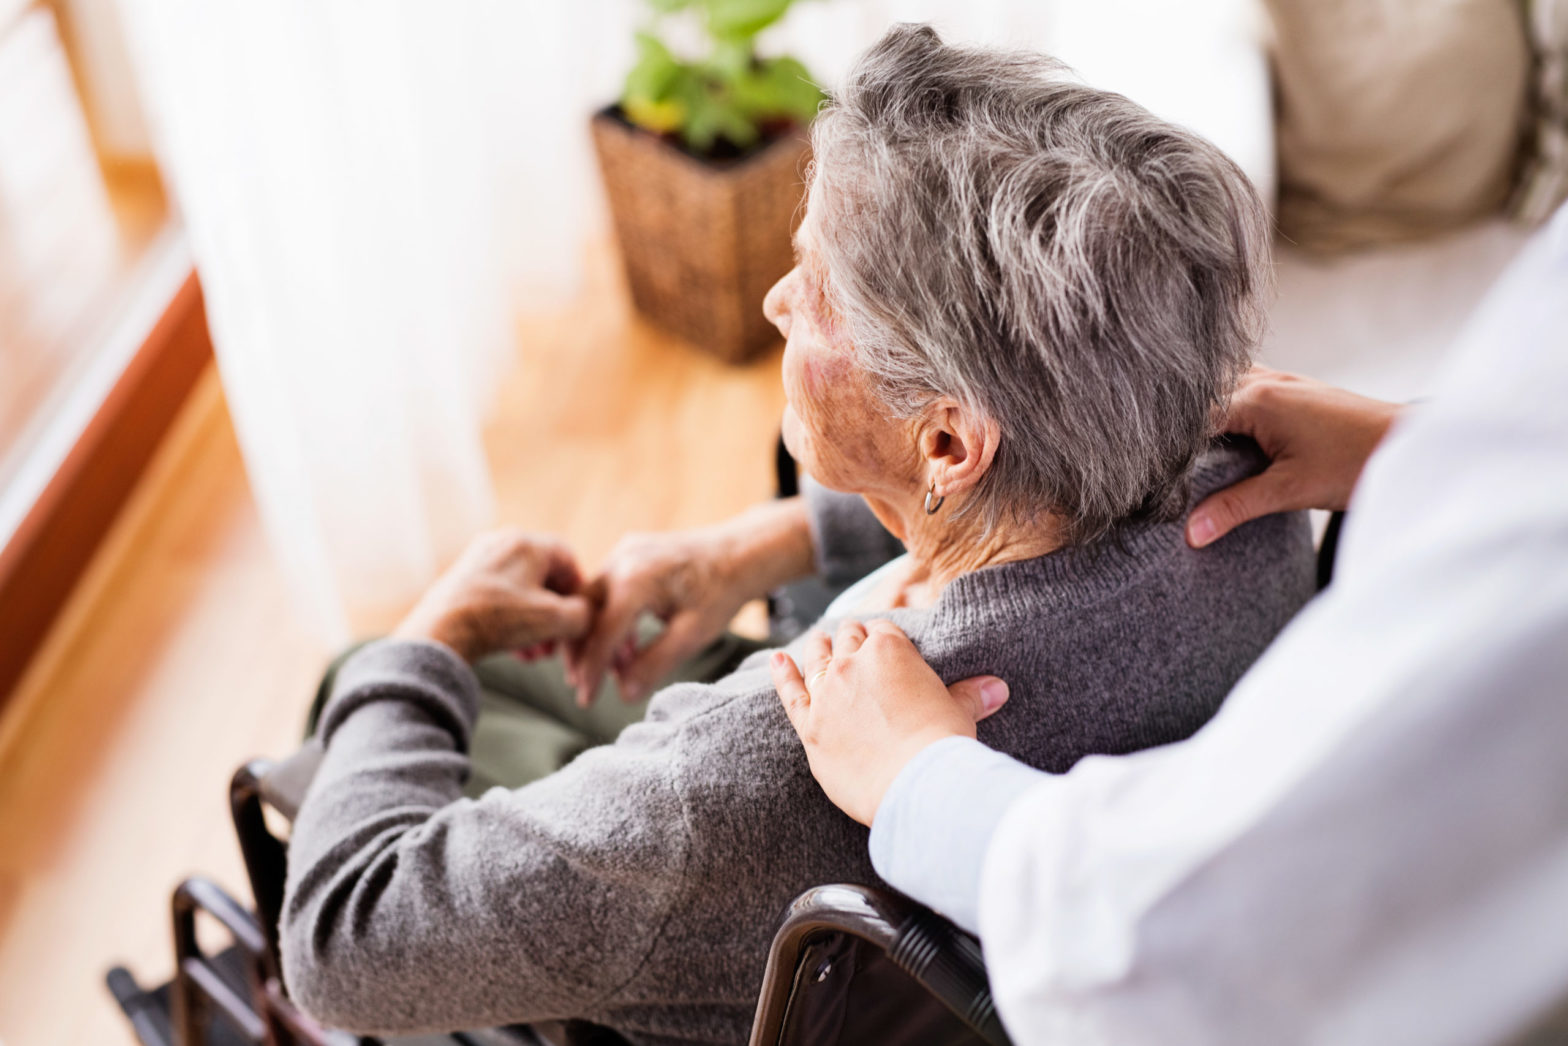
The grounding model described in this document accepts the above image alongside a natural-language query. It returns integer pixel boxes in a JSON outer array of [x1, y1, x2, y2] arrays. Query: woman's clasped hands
[[394, 498, 817, 706]]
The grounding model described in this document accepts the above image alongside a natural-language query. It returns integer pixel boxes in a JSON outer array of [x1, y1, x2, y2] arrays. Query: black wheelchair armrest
[[229, 740, 323, 966], [749, 884, 1012, 1046]]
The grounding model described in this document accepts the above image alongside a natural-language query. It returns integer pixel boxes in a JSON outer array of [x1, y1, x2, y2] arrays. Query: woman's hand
[[1187, 367, 1406, 547], [394, 529, 593, 663], [565, 498, 816, 706], [770, 619, 1009, 826]]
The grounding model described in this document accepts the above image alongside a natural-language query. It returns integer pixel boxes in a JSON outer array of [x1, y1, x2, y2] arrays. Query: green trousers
[[308, 625, 767, 796]]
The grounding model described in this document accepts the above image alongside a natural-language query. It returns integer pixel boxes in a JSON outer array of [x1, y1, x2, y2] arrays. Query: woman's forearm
[[713, 496, 817, 599], [283, 639, 688, 1031]]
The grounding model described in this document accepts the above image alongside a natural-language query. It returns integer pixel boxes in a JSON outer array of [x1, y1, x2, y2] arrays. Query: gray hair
[[808, 24, 1272, 544]]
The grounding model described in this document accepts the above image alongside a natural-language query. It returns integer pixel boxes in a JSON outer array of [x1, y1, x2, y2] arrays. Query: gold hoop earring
[[923, 480, 945, 515]]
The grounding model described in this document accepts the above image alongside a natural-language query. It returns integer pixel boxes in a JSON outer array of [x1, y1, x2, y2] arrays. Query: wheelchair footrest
[[106, 949, 259, 1046]]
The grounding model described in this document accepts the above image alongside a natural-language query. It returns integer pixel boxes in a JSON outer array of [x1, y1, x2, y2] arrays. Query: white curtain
[[116, 1, 623, 641], [114, 0, 1265, 641]]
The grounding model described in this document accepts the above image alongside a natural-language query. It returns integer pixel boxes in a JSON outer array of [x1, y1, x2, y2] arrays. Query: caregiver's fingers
[[947, 676, 1012, 723], [864, 618, 912, 643], [801, 628, 833, 678], [832, 619, 868, 658], [1187, 471, 1289, 548], [770, 651, 810, 723]]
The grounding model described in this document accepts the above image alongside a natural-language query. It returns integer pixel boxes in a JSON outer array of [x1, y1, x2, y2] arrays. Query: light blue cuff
[[868, 735, 1047, 935]]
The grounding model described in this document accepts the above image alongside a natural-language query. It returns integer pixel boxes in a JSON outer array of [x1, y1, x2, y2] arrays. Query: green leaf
[[728, 55, 822, 125], [679, 78, 761, 151], [624, 96, 688, 134], [621, 0, 822, 151], [623, 31, 683, 106], [760, 55, 824, 123], [703, 0, 794, 41], [707, 37, 753, 80]]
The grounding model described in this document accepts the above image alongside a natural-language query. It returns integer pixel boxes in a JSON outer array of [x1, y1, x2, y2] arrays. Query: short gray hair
[[808, 24, 1271, 544]]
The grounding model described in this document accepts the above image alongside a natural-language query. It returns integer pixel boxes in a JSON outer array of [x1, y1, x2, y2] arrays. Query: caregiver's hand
[[771, 619, 1010, 826], [394, 529, 593, 663], [566, 498, 816, 706], [1187, 366, 1406, 547]]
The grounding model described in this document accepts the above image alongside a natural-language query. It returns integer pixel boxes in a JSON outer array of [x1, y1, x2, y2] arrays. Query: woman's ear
[[918, 399, 1000, 500]]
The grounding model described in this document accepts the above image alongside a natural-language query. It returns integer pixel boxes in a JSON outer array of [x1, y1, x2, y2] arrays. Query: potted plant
[[592, 0, 825, 363]]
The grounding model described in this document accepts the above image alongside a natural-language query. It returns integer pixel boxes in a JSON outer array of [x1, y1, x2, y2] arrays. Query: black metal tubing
[[170, 878, 270, 1046], [773, 433, 798, 499], [169, 876, 331, 1046], [888, 906, 1007, 1039], [748, 884, 1012, 1046], [106, 965, 176, 1046], [230, 758, 288, 973], [1317, 509, 1346, 590]]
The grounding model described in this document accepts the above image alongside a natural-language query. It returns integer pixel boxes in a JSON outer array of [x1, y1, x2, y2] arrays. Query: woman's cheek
[[780, 403, 808, 464], [784, 340, 881, 491], [799, 346, 842, 402]]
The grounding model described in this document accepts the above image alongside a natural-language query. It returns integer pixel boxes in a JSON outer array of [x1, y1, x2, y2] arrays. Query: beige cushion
[[1266, 0, 1530, 251]]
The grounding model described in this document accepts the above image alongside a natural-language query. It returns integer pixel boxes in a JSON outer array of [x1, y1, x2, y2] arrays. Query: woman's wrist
[[392, 613, 477, 662], [713, 497, 816, 599]]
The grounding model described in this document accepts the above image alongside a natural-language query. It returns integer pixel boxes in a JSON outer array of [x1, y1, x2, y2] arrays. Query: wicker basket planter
[[591, 107, 810, 364]]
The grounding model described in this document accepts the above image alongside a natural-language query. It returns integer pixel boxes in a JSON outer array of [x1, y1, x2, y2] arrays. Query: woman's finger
[[536, 536, 585, 595], [508, 591, 593, 650], [833, 619, 868, 659], [770, 651, 811, 725], [571, 586, 644, 707], [619, 613, 705, 703]]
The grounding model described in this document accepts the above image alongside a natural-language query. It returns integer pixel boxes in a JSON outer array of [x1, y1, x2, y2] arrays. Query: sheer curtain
[[115, 0, 1266, 642], [116, 2, 624, 641]]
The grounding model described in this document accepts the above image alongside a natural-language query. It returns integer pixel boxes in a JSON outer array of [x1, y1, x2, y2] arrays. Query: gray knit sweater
[[281, 442, 1315, 1046]]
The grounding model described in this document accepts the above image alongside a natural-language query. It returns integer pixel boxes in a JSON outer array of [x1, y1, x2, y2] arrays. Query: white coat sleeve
[[873, 207, 1568, 1046]]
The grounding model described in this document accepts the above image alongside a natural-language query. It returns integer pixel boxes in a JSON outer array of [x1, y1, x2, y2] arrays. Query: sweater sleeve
[[801, 474, 906, 586], [280, 638, 690, 1034]]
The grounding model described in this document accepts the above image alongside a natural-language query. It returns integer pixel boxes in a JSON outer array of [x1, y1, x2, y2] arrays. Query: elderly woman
[[281, 25, 1315, 1045]]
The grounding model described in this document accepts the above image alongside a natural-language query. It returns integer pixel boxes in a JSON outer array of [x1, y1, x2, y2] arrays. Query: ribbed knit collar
[[928, 443, 1256, 634], [934, 515, 1177, 633]]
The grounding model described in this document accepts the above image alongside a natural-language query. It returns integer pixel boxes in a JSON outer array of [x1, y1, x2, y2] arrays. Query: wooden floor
[[0, 247, 788, 1044]]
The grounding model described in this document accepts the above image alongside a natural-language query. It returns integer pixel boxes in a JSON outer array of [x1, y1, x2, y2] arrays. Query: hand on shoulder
[[1187, 367, 1404, 547]]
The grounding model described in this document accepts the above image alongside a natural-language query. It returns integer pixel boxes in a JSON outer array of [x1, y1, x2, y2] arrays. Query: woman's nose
[[763, 269, 795, 335]]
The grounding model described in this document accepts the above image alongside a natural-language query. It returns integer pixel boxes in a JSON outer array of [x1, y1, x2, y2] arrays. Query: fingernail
[[771, 651, 788, 669], [979, 678, 1009, 714], [1188, 514, 1217, 547]]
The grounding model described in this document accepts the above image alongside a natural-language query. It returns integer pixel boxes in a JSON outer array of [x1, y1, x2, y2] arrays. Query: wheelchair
[[105, 738, 1010, 1046], [105, 438, 1037, 1046], [105, 436, 1343, 1046]]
